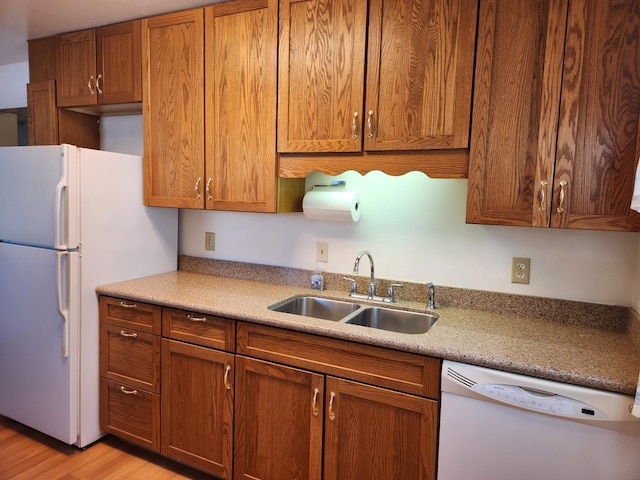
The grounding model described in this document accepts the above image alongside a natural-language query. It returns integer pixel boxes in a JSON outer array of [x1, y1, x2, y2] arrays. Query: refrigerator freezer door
[[0, 145, 78, 249], [0, 242, 79, 444]]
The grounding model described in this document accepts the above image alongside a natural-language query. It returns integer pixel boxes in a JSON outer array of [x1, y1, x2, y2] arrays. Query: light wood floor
[[0, 416, 213, 479]]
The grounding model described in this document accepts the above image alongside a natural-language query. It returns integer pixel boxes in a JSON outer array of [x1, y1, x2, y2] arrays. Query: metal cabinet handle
[[120, 386, 138, 395], [538, 180, 547, 212], [556, 180, 568, 213], [96, 74, 103, 94], [223, 364, 232, 390], [119, 330, 138, 338], [206, 178, 212, 201], [195, 177, 202, 199], [352, 112, 359, 139], [119, 301, 137, 309], [328, 391, 336, 421], [187, 314, 206, 322], [88, 75, 95, 94], [312, 388, 320, 417], [367, 110, 374, 138]]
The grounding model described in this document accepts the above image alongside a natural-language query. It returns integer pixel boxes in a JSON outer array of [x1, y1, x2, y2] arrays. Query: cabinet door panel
[[205, 0, 278, 212], [57, 29, 97, 107], [161, 339, 233, 478], [142, 10, 205, 208], [278, 0, 368, 152], [551, 0, 640, 231], [97, 21, 142, 104], [323, 377, 438, 480], [365, 0, 477, 151], [466, 0, 567, 226], [27, 80, 58, 145], [234, 356, 323, 480]]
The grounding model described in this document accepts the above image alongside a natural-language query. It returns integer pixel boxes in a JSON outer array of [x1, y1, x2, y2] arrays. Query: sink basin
[[269, 296, 360, 322], [345, 307, 437, 334]]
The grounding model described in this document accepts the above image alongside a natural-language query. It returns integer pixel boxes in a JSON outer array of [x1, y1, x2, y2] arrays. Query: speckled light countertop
[[96, 259, 640, 396]]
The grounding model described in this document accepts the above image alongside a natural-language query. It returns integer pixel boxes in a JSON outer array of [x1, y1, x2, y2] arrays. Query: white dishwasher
[[438, 360, 640, 480]]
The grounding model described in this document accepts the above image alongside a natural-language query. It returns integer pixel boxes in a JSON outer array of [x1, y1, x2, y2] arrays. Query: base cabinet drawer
[[100, 378, 160, 452]]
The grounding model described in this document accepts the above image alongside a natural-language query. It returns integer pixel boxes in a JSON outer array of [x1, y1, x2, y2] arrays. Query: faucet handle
[[426, 282, 436, 310], [387, 283, 403, 303], [343, 277, 357, 295]]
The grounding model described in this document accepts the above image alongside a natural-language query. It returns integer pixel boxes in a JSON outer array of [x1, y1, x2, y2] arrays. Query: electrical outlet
[[511, 257, 530, 284], [205, 232, 215, 251], [316, 241, 329, 262]]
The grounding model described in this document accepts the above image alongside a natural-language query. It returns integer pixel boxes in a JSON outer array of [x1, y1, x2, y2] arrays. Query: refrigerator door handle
[[54, 159, 68, 250], [56, 251, 69, 358]]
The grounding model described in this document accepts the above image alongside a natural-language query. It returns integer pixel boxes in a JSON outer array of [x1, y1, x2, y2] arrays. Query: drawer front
[[100, 323, 161, 392], [99, 296, 161, 334], [162, 307, 235, 351], [100, 378, 160, 452], [237, 322, 440, 399]]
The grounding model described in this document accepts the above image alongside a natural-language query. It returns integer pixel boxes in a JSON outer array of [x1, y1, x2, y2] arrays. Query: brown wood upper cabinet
[[466, 0, 640, 231], [277, 0, 478, 153], [143, 2, 303, 211], [57, 21, 142, 108]]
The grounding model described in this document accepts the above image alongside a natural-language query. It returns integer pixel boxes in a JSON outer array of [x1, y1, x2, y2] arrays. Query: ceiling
[[0, 0, 223, 66]]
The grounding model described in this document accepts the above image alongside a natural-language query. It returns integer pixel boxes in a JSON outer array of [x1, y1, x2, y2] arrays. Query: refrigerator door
[[0, 145, 78, 249], [0, 242, 79, 444]]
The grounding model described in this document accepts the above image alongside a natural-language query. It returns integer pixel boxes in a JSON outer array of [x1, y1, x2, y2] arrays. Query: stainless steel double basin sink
[[268, 295, 437, 335]]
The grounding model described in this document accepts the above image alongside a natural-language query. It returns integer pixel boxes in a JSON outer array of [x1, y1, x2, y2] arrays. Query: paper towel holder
[[311, 180, 347, 190]]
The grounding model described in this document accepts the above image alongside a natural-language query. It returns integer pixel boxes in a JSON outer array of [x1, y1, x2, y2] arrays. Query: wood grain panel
[[142, 10, 205, 208], [278, 0, 368, 152], [236, 322, 440, 399], [551, 0, 640, 230], [57, 29, 97, 107], [323, 377, 438, 480], [27, 80, 58, 145], [99, 295, 162, 334], [234, 356, 324, 480], [205, 0, 278, 212], [365, 0, 477, 151], [161, 339, 234, 478], [97, 20, 142, 104], [162, 307, 235, 351]]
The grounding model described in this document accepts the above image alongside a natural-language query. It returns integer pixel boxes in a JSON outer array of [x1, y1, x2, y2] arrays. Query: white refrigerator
[[0, 144, 178, 447]]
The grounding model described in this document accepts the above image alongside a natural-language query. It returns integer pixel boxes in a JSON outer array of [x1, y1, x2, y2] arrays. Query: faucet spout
[[353, 250, 375, 298]]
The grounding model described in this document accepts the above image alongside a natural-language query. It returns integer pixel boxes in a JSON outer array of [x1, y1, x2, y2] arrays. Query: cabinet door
[[205, 0, 278, 212], [364, 0, 477, 151], [234, 356, 324, 480], [323, 377, 438, 480], [57, 29, 98, 107], [277, 0, 368, 152], [27, 80, 58, 145], [551, 0, 640, 231], [161, 339, 234, 478], [466, 0, 568, 227], [96, 21, 142, 104], [142, 10, 205, 208]]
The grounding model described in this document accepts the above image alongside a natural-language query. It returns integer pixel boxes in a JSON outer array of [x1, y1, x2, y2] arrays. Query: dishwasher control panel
[[473, 383, 607, 419]]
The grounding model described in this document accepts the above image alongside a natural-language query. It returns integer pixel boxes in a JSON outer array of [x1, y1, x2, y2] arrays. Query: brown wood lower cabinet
[[234, 356, 438, 480], [100, 297, 440, 480], [161, 339, 234, 478]]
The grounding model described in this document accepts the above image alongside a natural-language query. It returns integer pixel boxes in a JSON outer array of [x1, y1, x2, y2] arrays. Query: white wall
[[103, 115, 640, 307], [0, 61, 28, 109]]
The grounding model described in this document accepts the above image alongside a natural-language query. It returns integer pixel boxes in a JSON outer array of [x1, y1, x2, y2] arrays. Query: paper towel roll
[[302, 190, 361, 222]]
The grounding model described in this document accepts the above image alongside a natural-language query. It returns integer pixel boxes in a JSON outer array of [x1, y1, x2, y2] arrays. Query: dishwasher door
[[438, 361, 640, 480]]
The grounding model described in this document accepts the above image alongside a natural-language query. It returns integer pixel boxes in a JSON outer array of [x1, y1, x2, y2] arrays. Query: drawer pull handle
[[556, 180, 568, 213], [187, 314, 207, 323], [119, 301, 137, 309], [538, 180, 547, 212], [88, 75, 95, 94], [119, 330, 138, 338], [223, 364, 232, 390], [367, 110, 374, 138], [120, 386, 138, 395], [352, 112, 359, 139], [195, 177, 202, 200], [206, 177, 212, 201], [312, 388, 320, 417], [328, 391, 336, 421]]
